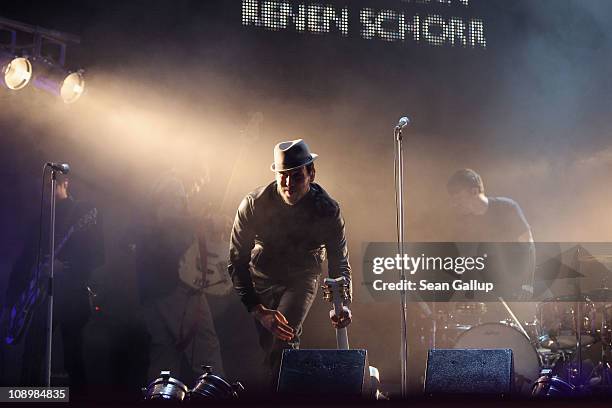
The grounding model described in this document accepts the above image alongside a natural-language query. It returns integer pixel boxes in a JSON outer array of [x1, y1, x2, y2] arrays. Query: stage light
[[1, 17, 85, 101], [187, 366, 244, 400], [32, 58, 85, 104], [60, 71, 85, 104], [0, 53, 32, 90], [142, 371, 188, 401]]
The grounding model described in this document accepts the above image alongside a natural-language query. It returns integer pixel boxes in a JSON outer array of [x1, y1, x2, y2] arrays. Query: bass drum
[[453, 323, 541, 395]]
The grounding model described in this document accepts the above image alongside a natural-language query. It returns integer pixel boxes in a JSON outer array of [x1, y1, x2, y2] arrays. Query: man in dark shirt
[[6, 173, 105, 388], [447, 168, 535, 298], [228, 139, 352, 384], [447, 169, 532, 243]]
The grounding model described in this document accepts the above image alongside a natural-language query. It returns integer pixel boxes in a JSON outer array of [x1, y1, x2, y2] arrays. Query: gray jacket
[[228, 181, 351, 311]]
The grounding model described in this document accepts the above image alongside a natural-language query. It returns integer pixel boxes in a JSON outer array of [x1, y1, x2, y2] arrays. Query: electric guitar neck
[[323, 276, 350, 350]]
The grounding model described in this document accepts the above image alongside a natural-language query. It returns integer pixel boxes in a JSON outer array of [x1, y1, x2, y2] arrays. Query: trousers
[[20, 289, 90, 388], [252, 269, 320, 388], [142, 283, 224, 385]]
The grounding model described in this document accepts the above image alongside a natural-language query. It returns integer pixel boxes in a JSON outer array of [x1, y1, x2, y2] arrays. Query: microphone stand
[[394, 122, 409, 398], [44, 169, 57, 387]]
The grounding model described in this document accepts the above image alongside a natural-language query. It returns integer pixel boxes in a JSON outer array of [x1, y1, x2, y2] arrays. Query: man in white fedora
[[228, 139, 352, 387]]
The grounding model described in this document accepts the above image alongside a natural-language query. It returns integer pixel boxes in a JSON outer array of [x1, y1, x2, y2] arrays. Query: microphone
[[396, 116, 410, 130], [46, 162, 70, 174]]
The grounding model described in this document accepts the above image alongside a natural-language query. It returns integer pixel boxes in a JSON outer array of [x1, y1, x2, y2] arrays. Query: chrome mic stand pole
[[394, 117, 409, 398], [44, 169, 57, 387]]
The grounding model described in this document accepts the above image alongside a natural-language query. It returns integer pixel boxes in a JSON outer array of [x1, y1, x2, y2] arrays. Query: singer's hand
[[251, 304, 295, 341], [329, 306, 352, 329]]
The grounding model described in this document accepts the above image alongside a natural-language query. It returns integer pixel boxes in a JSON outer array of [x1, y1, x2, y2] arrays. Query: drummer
[[446, 169, 536, 314]]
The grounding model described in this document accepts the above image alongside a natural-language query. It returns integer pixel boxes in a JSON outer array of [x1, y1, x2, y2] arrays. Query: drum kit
[[430, 253, 612, 397]]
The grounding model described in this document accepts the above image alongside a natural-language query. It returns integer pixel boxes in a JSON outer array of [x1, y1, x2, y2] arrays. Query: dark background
[[2, 0, 612, 396]]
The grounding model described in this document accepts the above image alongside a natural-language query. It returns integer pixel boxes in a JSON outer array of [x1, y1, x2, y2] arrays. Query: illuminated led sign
[[242, 0, 487, 49]]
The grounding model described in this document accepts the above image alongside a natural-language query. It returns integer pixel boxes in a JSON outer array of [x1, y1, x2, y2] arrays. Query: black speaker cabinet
[[277, 349, 369, 398], [425, 349, 514, 395]]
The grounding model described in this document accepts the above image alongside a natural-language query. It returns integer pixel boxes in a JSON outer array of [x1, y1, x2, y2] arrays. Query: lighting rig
[[0, 16, 85, 103]]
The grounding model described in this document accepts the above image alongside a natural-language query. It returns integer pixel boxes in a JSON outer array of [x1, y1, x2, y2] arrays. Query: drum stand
[[584, 284, 612, 390], [595, 277, 612, 388], [563, 253, 611, 390], [571, 248, 585, 388]]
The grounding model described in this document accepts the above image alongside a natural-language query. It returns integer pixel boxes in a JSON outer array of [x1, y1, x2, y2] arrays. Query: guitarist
[[6, 173, 105, 388], [136, 175, 224, 386], [228, 139, 353, 388]]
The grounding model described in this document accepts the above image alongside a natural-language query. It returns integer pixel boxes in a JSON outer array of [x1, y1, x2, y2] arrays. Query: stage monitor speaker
[[425, 348, 514, 395], [277, 349, 368, 398]]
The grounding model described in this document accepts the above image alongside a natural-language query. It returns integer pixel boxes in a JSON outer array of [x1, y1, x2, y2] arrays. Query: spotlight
[[142, 371, 188, 401], [0, 52, 32, 90], [60, 71, 85, 103], [32, 58, 85, 104], [187, 366, 244, 400]]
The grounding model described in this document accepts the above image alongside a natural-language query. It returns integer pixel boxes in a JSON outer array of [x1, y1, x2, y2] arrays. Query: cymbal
[[535, 263, 584, 281], [540, 294, 592, 302], [586, 288, 612, 302], [578, 255, 612, 264]]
